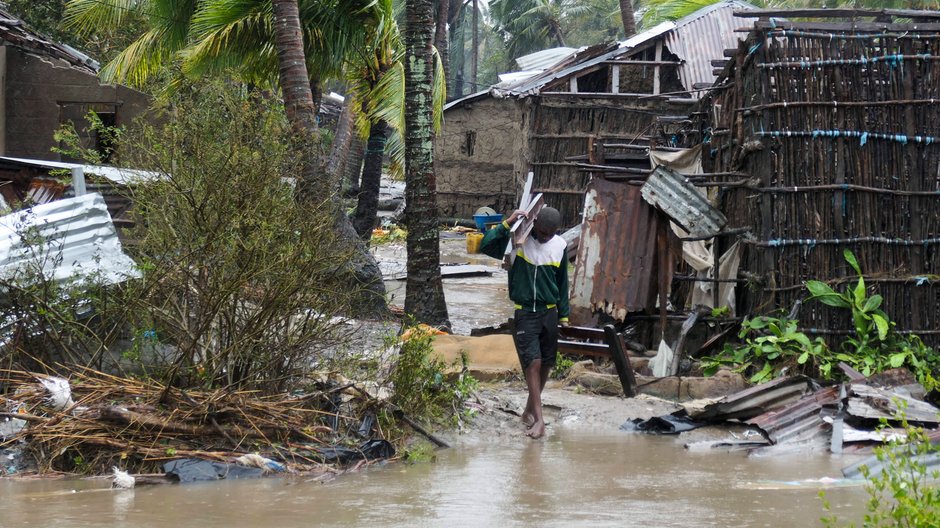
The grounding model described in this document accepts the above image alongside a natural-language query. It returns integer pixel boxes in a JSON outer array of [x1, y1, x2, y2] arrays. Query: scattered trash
[[628, 367, 940, 456], [111, 467, 135, 489], [312, 440, 396, 464], [164, 459, 265, 483], [37, 376, 74, 411], [621, 410, 704, 434], [234, 454, 286, 473]]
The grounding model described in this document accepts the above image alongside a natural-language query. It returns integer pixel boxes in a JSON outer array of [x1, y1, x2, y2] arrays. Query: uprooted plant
[[703, 250, 939, 390]]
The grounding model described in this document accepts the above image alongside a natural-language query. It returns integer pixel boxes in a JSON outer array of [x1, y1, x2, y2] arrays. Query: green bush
[[703, 250, 940, 390], [821, 415, 940, 527], [115, 81, 364, 391], [388, 326, 476, 425]]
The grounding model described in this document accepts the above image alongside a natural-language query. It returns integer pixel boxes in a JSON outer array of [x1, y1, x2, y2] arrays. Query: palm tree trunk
[[405, 0, 450, 328], [471, 0, 478, 87], [353, 119, 389, 239], [344, 136, 365, 196], [619, 0, 637, 38], [272, 0, 318, 133], [327, 98, 356, 188], [271, 0, 387, 316], [435, 0, 449, 94]]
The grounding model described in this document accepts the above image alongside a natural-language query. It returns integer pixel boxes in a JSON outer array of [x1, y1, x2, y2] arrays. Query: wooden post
[[604, 325, 637, 397], [612, 65, 620, 94], [569, 76, 578, 93], [653, 41, 663, 95]]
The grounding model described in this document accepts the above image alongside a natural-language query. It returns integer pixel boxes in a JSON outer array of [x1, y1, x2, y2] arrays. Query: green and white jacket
[[480, 221, 570, 322]]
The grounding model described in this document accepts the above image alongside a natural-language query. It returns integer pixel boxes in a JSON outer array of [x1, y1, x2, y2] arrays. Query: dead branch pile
[[0, 367, 388, 475]]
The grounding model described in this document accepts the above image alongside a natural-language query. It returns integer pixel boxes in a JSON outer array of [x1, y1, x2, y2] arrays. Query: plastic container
[[473, 214, 503, 232], [466, 232, 484, 254]]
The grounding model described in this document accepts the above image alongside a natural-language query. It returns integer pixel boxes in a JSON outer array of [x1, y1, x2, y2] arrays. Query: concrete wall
[[2, 46, 150, 160], [435, 97, 522, 219]]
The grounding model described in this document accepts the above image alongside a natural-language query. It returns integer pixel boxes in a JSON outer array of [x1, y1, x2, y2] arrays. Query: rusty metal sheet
[[570, 178, 668, 323], [690, 375, 813, 421], [641, 166, 727, 237], [745, 385, 841, 444]]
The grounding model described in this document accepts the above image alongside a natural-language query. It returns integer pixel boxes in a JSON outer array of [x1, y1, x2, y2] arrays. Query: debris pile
[[0, 368, 396, 477], [628, 365, 939, 456]]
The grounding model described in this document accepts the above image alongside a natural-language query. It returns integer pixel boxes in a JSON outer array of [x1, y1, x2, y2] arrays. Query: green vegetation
[[821, 414, 940, 528], [2, 81, 360, 392], [387, 326, 476, 424], [703, 250, 939, 390]]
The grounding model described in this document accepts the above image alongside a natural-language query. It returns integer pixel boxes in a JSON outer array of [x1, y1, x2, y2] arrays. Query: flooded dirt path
[[2, 427, 868, 527]]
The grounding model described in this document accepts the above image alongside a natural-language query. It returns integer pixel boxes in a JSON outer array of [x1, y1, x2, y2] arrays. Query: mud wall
[[3, 47, 151, 160], [435, 97, 522, 218]]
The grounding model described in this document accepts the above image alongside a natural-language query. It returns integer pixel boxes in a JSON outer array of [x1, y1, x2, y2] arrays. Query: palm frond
[[63, 0, 145, 34]]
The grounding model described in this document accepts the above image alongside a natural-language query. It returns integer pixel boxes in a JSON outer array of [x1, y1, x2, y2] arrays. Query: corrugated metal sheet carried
[[570, 178, 666, 322], [0, 193, 140, 286]]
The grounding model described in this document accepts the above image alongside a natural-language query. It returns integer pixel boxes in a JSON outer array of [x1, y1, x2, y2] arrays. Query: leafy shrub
[[113, 81, 365, 391], [704, 250, 939, 389], [388, 326, 476, 425], [821, 414, 940, 527]]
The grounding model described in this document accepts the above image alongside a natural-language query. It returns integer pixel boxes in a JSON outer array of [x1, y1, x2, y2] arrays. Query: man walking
[[480, 206, 569, 439]]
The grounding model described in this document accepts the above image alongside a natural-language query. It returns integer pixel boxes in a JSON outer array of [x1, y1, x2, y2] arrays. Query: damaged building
[[435, 0, 753, 225], [0, 8, 150, 161]]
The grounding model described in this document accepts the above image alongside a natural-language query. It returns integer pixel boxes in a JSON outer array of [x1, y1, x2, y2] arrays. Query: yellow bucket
[[466, 232, 484, 254]]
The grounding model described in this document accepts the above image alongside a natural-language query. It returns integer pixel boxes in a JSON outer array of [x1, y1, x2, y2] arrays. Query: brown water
[[1, 428, 869, 528]]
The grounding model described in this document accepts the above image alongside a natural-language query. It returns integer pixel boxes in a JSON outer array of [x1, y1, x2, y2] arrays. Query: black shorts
[[513, 308, 559, 370]]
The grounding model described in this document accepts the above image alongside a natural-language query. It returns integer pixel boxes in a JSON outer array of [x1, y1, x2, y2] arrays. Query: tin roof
[[489, 0, 754, 99], [0, 157, 161, 185], [0, 193, 140, 287], [0, 8, 99, 73]]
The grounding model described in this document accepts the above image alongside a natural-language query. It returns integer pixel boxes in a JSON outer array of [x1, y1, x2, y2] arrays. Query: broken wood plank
[[604, 325, 637, 397]]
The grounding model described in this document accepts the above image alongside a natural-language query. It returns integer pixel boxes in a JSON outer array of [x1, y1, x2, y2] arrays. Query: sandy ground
[[443, 381, 685, 446]]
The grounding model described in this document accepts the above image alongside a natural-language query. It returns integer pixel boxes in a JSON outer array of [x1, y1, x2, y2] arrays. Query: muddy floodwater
[[2, 428, 869, 527]]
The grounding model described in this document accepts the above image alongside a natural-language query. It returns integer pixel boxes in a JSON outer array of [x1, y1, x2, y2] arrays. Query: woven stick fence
[[704, 11, 940, 345]]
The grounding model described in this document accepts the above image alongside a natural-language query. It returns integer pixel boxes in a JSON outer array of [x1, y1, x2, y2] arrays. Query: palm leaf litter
[[0, 367, 396, 476]]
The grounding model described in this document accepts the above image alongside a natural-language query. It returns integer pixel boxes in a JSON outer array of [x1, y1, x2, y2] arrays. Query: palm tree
[[65, 0, 389, 314], [619, 0, 636, 36], [404, 0, 449, 327], [489, 0, 591, 61]]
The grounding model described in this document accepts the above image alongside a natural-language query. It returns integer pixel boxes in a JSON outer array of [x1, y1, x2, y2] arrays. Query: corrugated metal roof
[[690, 376, 814, 421], [665, 0, 754, 96], [515, 47, 579, 71], [570, 178, 666, 321], [641, 166, 727, 237], [0, 157, 161, 185], [0, 193, 140, 286], [491, 0, 755, 99], [745, 385, 841, 444]]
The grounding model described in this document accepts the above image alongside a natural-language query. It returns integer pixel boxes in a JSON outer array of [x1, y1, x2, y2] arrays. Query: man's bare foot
[[525, 420, 545, 439], [521, 411, 535, 427]]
